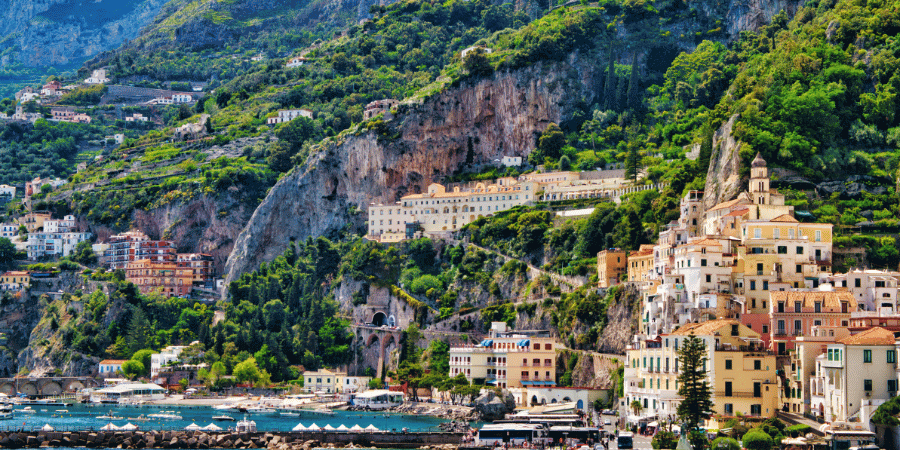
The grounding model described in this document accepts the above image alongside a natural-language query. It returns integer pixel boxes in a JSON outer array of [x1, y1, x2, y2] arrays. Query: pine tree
[[625, 142, 640, 181], [677, 334, 713, 438], [126, 307, 152, 354]]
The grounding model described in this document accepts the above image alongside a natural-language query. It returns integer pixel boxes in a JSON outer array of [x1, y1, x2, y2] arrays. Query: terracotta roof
[[629, 250, 653, 257], [99, 360, 126, 365], [751, 152, 767, 168], [770, 214, 799, 223], [769, 291, 857, 309], [690, 239, 723, 247], [708, 198, 750, 213], [839, 327, 895, 346], [1, 271, 29, 276], [725, 208, 749, 218], [671, 318, 741, 336]]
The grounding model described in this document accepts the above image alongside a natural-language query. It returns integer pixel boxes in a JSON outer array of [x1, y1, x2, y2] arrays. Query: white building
[[501, 156, 522, 167], [826, 269, 900, 313], [819, 327, 897, 422], [0, 223, 17, 239], [85, 69, 110, 84], [286, 56, 308, 68], [0, 184, 15, 199], [351, 389, 404, 409], [150, 345, 188, 378], [90, 383, 165, 403], [26, 216, 91, 260], [267, 109, 313, 125], [172, 94, 193, 103], [98, 359, 126, 376]]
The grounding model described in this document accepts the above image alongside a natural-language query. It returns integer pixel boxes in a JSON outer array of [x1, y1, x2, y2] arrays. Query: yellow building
[[623, 319, 779, 424], [0, 271, 29, 287], [597, 249, 627, 288], [627, 245, 655, 284], [449, 322, 558, 389]]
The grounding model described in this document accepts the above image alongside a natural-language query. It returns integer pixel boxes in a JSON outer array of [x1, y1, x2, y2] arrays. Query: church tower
[[749, 152, 770, 205]]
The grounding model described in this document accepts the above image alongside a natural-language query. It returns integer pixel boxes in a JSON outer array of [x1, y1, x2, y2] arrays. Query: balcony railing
[[715, 344, 771, 354], [774, 330, 787, 337], [715, 391, 762, 399]]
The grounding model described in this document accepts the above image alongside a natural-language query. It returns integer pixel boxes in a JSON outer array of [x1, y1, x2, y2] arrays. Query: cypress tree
[[604, 43, 616, 110], [626, 52, 640, 110]]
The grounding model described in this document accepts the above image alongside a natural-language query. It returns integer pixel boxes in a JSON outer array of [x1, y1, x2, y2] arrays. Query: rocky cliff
[[0, 0, 169, 68], [224, 52, 603, 284], [703, 114, 747, 211]]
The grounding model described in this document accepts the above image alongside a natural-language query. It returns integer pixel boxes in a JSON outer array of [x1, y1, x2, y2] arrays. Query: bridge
[[0, 377, 99, 396], [352, 324, 402, 379]]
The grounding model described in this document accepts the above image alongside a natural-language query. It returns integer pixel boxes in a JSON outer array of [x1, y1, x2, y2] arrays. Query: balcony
[[715, 391, 762, 399], [774, 329, 787, 337], [715, 343, 771, 354]]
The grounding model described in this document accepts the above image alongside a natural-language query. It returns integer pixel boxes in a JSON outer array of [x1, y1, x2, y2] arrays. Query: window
[[828, 349, 833, 361], [778, 246, 787, 254], [706, 274, 712, 283], [864, 379, 873, 391], [725, 359, 732, 370], [856, 279, 862, 288], [701, 259, 707, 267], [545, 344, 552, 350], [751, 404, 761, 415], [890, 380, 898, 392], [774, 229, 780, 239], [754, 228, 761, 238], [762, 325, 769, 334], [890, 350, 896, 364], [724, 381, 732, 396], [864, 350, 873, 363], [796, 246, 803, 254], [754, 360, 762, 370], [763, 281, 769, 290], [815, 302, 821, 313], [795, 301, 802, 313], [815, 230, 822, 242], [750, 280, 756, 291]]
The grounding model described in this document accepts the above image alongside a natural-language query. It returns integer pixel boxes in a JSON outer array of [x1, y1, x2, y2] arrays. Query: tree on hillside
[[121, 360, 144, 380], [0, 238, 16, 270], [463, 48, 493, 77], [677, 334, 713, 450], [529, 123, 566, 165]]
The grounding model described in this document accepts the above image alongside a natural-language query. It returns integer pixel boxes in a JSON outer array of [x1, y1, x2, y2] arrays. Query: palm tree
[[631, 399, 643, 417]]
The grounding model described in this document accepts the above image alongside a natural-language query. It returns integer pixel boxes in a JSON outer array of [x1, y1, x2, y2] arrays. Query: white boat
[[15, 407, 36, 414], [245, 407, 276, 414], [55, 410, 69, 413], [280, 412, 301, 417], [96, 414, 124, 420], [0, 412, 11, 420], [128, 415, 151, 421], [147, 411, 183, 420], [236, 415, 257, 433], [212, 415, 235, 421]]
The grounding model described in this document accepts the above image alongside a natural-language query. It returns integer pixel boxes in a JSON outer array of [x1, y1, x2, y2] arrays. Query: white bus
[[476, 423, 548, 446]]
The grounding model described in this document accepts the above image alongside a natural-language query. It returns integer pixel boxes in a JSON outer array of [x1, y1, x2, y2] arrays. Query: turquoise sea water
[[0, 403, 450, 433]]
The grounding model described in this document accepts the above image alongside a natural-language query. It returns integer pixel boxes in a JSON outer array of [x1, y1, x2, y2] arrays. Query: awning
[[518, 339, 531, 347], [478, 339, 494, 347]]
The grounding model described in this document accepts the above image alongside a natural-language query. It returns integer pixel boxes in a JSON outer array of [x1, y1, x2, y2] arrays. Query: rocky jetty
[[0, 430, 462, 449]]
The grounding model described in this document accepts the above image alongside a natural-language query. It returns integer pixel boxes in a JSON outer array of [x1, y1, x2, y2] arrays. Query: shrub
[[711, 437, 741, 450], [742, 431, 773, 450]]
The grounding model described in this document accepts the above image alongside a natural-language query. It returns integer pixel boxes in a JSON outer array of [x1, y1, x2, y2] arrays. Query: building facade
[[449, 322, 558, 389], [597, 249, 627, 288], [125, 259, 194, 298]]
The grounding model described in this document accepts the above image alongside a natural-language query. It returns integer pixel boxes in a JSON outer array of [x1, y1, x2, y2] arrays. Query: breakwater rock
[[0, 430, 463, 449]]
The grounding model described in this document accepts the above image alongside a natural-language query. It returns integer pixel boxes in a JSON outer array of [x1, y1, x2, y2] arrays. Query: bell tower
[[749, 152, 770, 205]]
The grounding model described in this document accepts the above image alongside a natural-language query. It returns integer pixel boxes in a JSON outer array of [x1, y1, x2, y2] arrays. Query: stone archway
[[40, 381, 62, 396], [388, 315, 396, 327], [372, 312, 387, 327], [19, 382, 37, 396], [531, 395, 538, 406], [0, 383, 13, 396]]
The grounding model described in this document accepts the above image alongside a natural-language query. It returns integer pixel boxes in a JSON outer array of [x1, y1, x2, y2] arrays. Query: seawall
[[0, 430, 463, 449]]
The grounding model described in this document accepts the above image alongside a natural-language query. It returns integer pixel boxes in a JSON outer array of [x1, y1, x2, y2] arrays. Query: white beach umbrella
[[202, 423, 222, 431], [336, 425, 349, 431], [184, 423, 202, 431], [292, 423, 307, 431], [324, 424, 336, 431], [307, 423, 321, 431], [101, 423, 119, 431], [365, 424, 379, 432], [41, 424, 54, 432], [120, 423, 139, 431], [350, 425, 364, 431]]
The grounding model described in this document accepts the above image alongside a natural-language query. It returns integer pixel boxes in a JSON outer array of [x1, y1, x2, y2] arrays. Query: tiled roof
[[690, 239, 723, 247], [769, 291, 857, 309], [99, 360, 126, 365], [839, 327, 895, 346], [708, 198, 750, 213], [770, 214, 799, 223], [671, 318, 740, 336], [725, 208, 749, 218]]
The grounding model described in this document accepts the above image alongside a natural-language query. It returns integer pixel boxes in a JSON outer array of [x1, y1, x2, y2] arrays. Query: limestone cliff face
[[725, 0, 803, 36], [0, 0, 168, 67], [224, 53, 603, 284], [703, 114, 747, 211]]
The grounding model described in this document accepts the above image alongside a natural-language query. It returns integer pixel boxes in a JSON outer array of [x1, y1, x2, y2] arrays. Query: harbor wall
[[0, 429, 463, 449]]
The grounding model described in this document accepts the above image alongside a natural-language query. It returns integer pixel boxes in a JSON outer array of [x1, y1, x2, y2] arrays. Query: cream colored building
[[623, 319, 778, 425], [628, 245, 655, 284], [303, 369, 372, 393], [449, 322, 558, 389], [787, 326, 850, 417]]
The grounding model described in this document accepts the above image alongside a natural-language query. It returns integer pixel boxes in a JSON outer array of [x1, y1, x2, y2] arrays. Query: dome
[[751, 152, 767, 168]]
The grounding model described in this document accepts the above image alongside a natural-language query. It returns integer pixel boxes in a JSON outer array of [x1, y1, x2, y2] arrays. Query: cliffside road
[[452, 239, 589, 293]]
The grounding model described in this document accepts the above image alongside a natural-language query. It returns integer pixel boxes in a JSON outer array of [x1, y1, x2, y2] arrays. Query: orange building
[[176, 253, 214, 286], [125, 259, 193, 298]]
